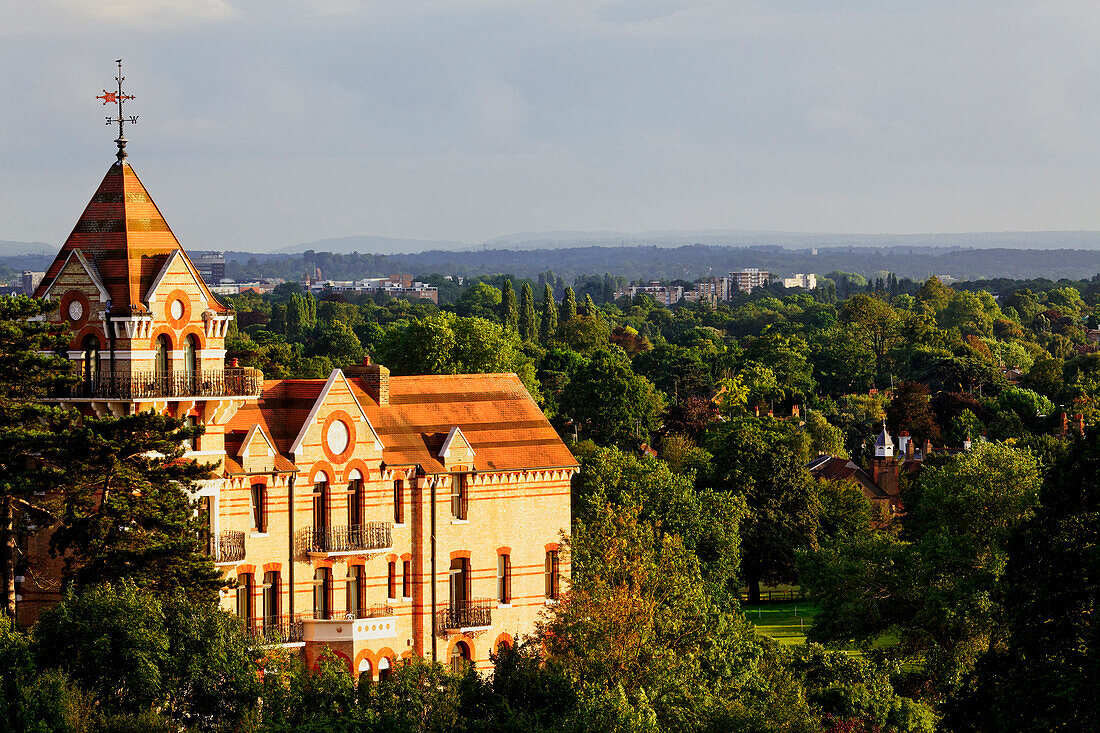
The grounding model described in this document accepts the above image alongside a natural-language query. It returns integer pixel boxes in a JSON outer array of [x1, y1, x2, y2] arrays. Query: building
[[21, 271, 44, 295], [196, 253, 226, 284], [781, 273, 816, 290], [614, 282, 684, 306], [729, 268, 771, 293], [23, 152, 575, 677]]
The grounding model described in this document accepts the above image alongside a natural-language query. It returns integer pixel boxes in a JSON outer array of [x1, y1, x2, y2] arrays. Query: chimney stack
[[898, 430, 910, 457], [1075, 414, 1085, 435], [1060, 412, 1069, 436], [791, 404, 800, 419], [923, 438, 933, 457], [345, 355, 390, 405]]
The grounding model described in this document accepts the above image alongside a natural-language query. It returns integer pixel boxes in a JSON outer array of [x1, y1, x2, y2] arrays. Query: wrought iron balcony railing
[[309, 604, 395, 621], [208, 530, 245, 564], [246, 614, 304, 644], [297, 522, 393, 555], [53, 367, 263, 400], [437, 598, 493, 631]]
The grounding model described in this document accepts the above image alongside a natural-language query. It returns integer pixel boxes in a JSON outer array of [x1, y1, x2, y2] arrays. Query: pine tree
[[582, 294, 597, 318], [540, 284, 558, 343], [561, 287, 578, 324], [0, 296, 73, 617], [49, 411, 222, 602], [500, 280, 518, 332], [519, 282, 537, 342]]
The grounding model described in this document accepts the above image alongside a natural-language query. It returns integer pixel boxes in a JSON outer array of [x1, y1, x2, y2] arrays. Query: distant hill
[[275, 235, 470, 255], [0, 240, 54, 257]]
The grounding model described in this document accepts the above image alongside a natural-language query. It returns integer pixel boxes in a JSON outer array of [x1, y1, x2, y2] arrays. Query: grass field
[[744, 602, 819, 646]]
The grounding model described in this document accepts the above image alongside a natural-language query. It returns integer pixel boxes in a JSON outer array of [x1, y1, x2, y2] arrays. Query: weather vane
[[96, 59, 138, 163]]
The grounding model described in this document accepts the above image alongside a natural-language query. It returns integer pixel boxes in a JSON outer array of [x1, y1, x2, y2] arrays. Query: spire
[[34, 163, 227, 316], [96, 59, 139, 163]]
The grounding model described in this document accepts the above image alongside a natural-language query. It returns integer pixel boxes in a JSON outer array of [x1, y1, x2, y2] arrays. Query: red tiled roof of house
[[223, 371, 577, 476], [34, 161, 228, 315]]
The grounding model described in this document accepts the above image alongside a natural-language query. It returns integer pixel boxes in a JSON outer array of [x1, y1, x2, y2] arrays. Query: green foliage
[[376, 312, 539, 397], [500, 279, 519, 332], [560, 287, 578, 323], [519, 282, 537, 341], [539, 283, 558, 343], [48, 411, 222, 601], [559, 348, 665, 448]]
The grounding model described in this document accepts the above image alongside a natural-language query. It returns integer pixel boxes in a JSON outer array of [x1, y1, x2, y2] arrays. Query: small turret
[[874, 424, 895, 458]]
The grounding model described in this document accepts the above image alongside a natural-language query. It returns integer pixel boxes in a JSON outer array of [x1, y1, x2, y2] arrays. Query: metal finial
[[96, 59, 138, 163]]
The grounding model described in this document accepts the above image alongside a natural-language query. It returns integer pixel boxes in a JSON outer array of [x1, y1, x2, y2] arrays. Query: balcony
[[437, 598, 494, 632], [51, 367, 263, 400], [297, 522, 393, 557], [310, 604, 394, 621], [209, 530, 245, 565], [246, 614, 305, 645]]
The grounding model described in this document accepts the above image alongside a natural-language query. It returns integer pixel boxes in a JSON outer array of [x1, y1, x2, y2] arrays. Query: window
[[313, 474, 328, 531], [250, 483, 266, 532], [387, 560, 397, 600], [393, 479, 404, 524], [183, 415, 198, 451], [378, 656, 392, 682], [450, 641, 471, 673], [497, 554, 511, 605], [183, 334, 198, 386], [346, 565, 364, 617], [449, 557, 470, 607], [358, 657, 372, 680], [155, 334, 170, 378], [263, 571, 280, 631], [313, 567, 331, 619], [450, 473, 467, 520], [402, 560, 411, 598], [81, 334, 100, 386], [237, 573, 254, 629], [347, 471, 362, 526], [545, 550, 560, 600]]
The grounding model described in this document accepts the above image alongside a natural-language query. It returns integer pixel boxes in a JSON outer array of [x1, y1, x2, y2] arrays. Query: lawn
[[744, 601, 819, 646]]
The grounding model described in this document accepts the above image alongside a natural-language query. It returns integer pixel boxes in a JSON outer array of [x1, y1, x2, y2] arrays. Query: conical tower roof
[[35, 160, 227, 316]]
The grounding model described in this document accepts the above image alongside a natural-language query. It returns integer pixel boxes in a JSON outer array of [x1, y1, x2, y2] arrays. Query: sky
[[3, 1, 1100, 252]]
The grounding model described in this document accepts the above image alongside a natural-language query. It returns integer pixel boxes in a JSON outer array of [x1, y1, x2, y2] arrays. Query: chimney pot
[[229, 357, 239, 368]]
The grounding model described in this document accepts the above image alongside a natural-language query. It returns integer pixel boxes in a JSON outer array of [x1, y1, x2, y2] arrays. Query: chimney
[[923, 439, 933, 457], [791, 404, 800, 419], [1060, 412, 1069, 436], [1075, 414, 1085, 435], [963, 435, 972, 451], [906, 436, 915, 459], [898, 430, 910, 457], [346, 356, 389, 406], [872, 459, 899, 499]]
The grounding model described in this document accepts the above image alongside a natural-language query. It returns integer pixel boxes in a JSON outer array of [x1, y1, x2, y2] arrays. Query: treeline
[[214, 244, 1100, 283]]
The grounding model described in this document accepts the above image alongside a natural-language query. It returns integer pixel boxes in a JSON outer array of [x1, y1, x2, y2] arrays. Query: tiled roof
[[807, 455, 889, 500], [34, 161, 228, 315], [223, 371, 577, 476]]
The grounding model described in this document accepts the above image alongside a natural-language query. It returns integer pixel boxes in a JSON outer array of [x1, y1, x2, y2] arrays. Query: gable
[[288, 369, 384, 461], [40, 250, 110, 304], [439, 426, 475, 468], [239, 424, 278, 474], [145, 250, 210, 315]]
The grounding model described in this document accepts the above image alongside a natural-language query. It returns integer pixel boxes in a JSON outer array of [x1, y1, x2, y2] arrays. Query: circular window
[[67, 299, 84, 321], [170, 299, 185, 320], [326, 420, 350, 455]]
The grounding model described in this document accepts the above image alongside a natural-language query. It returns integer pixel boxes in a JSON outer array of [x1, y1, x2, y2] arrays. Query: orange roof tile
[[34, 161, 228, 315], [223, 371, 577, 475]]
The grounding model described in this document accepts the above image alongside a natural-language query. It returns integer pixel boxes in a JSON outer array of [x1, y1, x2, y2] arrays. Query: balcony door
[[449, 557, 470, 608], [183, 334, 198, 390], [81, 334, 100, 391], [263, 571, 279, 630]]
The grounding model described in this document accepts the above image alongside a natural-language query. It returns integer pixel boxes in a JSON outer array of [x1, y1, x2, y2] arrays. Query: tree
[[285, 292, 317, 340], [802, 443, 1042, 697], [310, 320, 364, 367], [560, 287, 578, 324], [945, 431, 1100, 732], [559, 347, 665, 448], [519, 282, 537, 341], [581, 293, 597, 318], [48, 412, 223, 601], [33, 583, 261, 727], [539, 284, 558, 343], [706, 417, 819, 603], [841, 294, 901, 385], [0, 295, 73, 617], [500, 279, 518, 332], [886, 381, 941, 447]]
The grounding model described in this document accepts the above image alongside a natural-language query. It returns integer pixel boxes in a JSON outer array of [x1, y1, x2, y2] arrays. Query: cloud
[[6, 0, 240, 34]]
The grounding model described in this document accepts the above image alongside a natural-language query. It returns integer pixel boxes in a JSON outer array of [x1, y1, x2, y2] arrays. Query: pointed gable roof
[[34, 161, 228, 315]]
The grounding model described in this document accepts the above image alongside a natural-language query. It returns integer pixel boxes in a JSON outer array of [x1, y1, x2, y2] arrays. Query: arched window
[[263, 571, 280, 632], [450, 641, 470, 673], [155, 334, 170, 378], [81, 334, 100, 386], [347, 469, 363, 526], [346, 565, 364, 617], [313, 471, 328, 531], [183, 334, 198, 387], [313, 567, 331, 619], [358, 657, 372, 683], [236, 573, 254, 631], [377, 656, 392, 682], [449, 557, 470, 607]]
